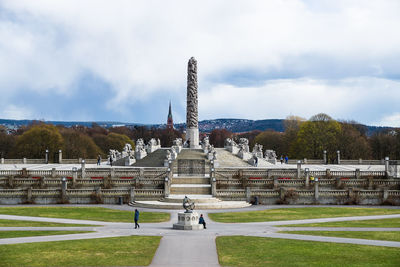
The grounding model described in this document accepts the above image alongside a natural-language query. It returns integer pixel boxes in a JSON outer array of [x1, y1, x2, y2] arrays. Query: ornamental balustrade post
[[382, 188, 389, 202], [129, 187, 135, 202], [27, 187, 32, 203], [384, 157, 390, 177], [58, 150, 63, 164], [314, 178, 319, 202], [297, 161, 302, 179], [323, 150, 327, 164], [305, 168, 310, 188], [72, 167, 78, 186], [1, 158, 4, 164], [164, 176, 170, 197], [81, 160, 86, 179], [246, 187, 251, 202], [355, 169, 361, 179], [368, 176, 373, 190], [51, 168, 56, 178]]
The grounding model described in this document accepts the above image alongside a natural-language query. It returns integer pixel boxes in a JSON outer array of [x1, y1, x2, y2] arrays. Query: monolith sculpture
[[186, 57, 200, 148]]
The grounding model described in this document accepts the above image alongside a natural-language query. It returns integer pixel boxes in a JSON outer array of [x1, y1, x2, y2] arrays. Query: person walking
[[199, 214, 206, 229], [97, 155, 101, 166], [280, 155, 283, 164], [284, 155, 289, 164], [134, 209, 140, 229]]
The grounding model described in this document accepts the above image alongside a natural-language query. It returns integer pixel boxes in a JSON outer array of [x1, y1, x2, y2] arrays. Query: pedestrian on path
[[199, 214, 206, 229], [97, 155, 101, 166], [134, 209, 140, 229], [284, 155, 289, 164], [280, 155, 283, 164]]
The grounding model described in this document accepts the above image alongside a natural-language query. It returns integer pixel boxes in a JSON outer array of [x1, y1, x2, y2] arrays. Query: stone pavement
[[0, 205, 400, 266]]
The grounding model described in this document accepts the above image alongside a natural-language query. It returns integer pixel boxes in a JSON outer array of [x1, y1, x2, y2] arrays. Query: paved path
[[1, 205, 400, 266]]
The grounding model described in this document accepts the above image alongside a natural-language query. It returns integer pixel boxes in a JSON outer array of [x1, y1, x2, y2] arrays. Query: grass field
[[0, 207, 170, 223], [0, 231, 93, 239], [209, 207, 400, 223], [0, 235, 161, 267], [279, 230, 400, 242], [0, 219, 94, 227], [216, 236, 400, 267], [282, 217, 400, 227]]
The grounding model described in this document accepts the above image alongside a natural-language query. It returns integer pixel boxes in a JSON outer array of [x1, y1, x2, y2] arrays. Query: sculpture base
[[186, 128, 200, 149], [173, 211, 203, 230]]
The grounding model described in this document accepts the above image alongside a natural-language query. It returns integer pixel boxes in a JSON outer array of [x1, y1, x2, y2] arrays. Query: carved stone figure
[[186, 57, 198, 129], [183, 195, 195, 213]]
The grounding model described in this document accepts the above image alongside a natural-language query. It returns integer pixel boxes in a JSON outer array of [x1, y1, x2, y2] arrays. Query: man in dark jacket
[[199, 214, 206, 229], [134, 209, 140, 229]]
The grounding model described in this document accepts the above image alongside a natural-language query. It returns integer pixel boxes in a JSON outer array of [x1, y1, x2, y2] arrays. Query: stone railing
[[216, 189, 246, 198]]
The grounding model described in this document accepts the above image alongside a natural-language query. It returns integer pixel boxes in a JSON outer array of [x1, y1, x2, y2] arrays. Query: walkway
[[1, 205, 400, 266]]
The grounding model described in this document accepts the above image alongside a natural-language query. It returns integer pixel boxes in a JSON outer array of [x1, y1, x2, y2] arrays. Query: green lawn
[[0, 219, 93, 227], [0, 235, 161, 267], [0, 207, 170, 223], [0, 231, 93, 239], [209, 207, 400, 223], [216, 236, 400, 267], [279, 230, 400, 242], [283, 218, 400, 228]]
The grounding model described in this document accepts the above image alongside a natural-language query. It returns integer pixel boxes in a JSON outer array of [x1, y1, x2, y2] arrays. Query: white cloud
[[0, 104, 34, 120], [199, 77, 400, 124], [377, 113, 400, 127], [0, 0, 399, 124]]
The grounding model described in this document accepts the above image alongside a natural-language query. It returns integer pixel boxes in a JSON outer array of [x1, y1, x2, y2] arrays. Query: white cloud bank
[[0, 0, 399, 125]]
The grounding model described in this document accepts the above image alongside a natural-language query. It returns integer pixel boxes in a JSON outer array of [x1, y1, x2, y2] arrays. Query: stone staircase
[[131, 148, 251, 209]]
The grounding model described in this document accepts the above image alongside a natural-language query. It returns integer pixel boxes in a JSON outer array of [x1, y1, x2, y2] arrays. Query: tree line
[[0, 113, 399, 161], [0, 122, 182, 160], [209, 113, 400, 161]]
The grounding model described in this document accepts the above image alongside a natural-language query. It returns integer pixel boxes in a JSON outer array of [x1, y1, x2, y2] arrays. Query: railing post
[[355, 169, 360, 179], [61, 177, 68, 203], [129, 187, 135, 203], [368, 176, 373, 190], [22, 168, 27, 177], [336, 177, 342, 189], [164, 176, 170, 197], [72, 167, 78, 186], [40, 176, 46, 188], [314, 177, 319, 202], [1, 158, 4, 164], [110, 168, 115, 178], [81, 160, 86, 179], [45, 149, 49, 164], [384, 157, 389, 177], [58, 150, 63, 164], [326, 168, 331, 178], [358, 158, 362, 164], [51, 168, 56, 178], [382, 188, 389, 202], [336, 150, 341, 164], [323, 150, 327, 164], [273, 177, 278, 189], [27, 187, 32, 203], [297, 160, 302, 178], [23, 158, 27, 164], [305, 168, 310, 188], [246, 187, 251, 202]]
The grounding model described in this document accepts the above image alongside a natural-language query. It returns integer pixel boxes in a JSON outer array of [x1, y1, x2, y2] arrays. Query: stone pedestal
[[173, 212, 203, 230], [186, 128, 200, 149]]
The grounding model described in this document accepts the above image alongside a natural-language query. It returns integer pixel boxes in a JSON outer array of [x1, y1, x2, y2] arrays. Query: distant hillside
[[0, 118, 393, 136]]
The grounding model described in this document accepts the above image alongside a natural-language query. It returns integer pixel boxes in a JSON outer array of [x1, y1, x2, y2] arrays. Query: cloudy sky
[[0, 0, 399, 126]]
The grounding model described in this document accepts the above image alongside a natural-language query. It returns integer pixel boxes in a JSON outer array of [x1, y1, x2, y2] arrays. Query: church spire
[[167, 101, 173, 130]]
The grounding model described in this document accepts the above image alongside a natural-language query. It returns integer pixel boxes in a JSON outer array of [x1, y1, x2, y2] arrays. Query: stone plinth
[[186, 128, 200, 149], [173, 211, 203, 230]]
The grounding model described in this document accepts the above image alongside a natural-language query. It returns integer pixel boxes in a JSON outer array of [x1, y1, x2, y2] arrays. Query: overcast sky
[[0, 0, 399, 126]]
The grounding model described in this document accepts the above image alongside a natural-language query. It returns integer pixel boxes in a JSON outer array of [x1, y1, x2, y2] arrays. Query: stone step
[[131, 200, 252, 209], [162, 195, 221, 203], [170, 185, 211, 194], [172, 177, 210, 185]]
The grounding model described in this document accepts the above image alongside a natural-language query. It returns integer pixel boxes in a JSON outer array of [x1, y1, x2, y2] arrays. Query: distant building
[[167, 101, 174, 130]]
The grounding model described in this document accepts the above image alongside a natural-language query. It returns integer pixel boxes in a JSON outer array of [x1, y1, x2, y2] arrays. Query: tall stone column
[[186, 57, 200, 148]]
